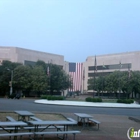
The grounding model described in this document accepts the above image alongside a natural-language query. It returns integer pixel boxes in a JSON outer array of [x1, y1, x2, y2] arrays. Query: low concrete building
[[83, 51, 140, 93], [0, 46, 69, 96], [1, 46, 140, 95], [0, 46, 65, 66]]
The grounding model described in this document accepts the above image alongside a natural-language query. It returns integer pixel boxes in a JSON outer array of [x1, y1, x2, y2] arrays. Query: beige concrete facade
[[0, 46, 69, 96], [1, 46, 140, 94], [0, 46, 64, 66], [83, 51, 140, 93]]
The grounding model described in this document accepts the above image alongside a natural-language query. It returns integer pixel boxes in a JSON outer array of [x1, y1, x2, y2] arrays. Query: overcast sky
[[0, 0, 140, 62]]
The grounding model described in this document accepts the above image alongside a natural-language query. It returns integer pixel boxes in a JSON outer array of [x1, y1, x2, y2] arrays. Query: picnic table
[[28, 120, 79, 140], [15, 110, 34, 121], [0, 121, 28, 140], [74, 113, 93, 130]]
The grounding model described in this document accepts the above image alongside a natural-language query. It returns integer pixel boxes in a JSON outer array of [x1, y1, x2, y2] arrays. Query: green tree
[[13, 65, 32, 96], [30, 66, 48, 96], [0, 60, 22, 96], [47, 63, 72, 95]]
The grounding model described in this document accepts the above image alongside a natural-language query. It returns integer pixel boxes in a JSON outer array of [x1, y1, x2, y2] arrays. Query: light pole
[[7, 69, 13, 95]]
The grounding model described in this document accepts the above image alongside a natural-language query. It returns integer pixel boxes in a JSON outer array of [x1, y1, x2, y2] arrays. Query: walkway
[[35, 99, 140, 108]]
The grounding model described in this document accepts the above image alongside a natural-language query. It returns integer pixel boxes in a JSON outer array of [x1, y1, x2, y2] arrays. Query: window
[[88, 63, 131, 71]]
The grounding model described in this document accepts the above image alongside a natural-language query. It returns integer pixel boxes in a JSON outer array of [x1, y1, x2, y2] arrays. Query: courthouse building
[[0, 46, 140, 94], [82, 51, 140, 93]]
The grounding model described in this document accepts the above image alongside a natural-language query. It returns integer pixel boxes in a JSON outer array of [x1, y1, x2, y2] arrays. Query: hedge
[[117, 99, 134, 104], [85, 97, 102, 102], [40, 95, 64, 100]]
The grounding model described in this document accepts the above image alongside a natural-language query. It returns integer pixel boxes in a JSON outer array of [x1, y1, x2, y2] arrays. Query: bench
[[89, 118, 100, 129], [67, 117, 77, 129], [30, 116, 42, 121], [67, 117, 77, 123], [6, 116, 16, 122], [0, 132, 34, 140], [34, 130, 81, 140], [0, 127, 20, 133], [23, 125, 64, 132]]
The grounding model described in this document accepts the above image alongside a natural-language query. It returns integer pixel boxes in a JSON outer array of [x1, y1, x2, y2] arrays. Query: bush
[[117, 99, 134, 104], [40, 95, 64, 100], [85, 97, 93, 102], [8, 93, 16, 99], [85, 97, 102, 102]]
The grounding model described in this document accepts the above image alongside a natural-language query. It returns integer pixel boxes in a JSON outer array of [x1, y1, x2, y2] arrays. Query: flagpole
[[83, 67, 85, 94], [127, 64, 131, 99], [93, 55, 97, 98], [102, 63, 104, 97], [47, 61, 51, 95], [118, 61, 122, 99]]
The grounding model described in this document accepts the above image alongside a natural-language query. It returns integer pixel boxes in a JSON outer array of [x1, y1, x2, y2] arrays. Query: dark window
[[88, 63, 131, 71], [88, 72, 112, 77], [24, 60, 36, 66]]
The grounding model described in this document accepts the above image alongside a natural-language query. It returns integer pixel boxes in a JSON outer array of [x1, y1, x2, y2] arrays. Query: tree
[[36, 60, 47, 71], [30, 66, 48, 96], [47, 63, 72, 95], [59, 70, 72, 96], [13, 65, 32, 96], [0, 60, 22, 96]]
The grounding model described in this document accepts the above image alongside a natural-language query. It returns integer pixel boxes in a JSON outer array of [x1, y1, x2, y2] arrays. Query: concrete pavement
[[34, 100, 140, 140]]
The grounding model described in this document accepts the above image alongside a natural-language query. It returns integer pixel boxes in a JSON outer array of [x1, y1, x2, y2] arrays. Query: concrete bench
[[0, 127, 20, 133], [89, 118, 100, 129], [6, 116, 16, 122], [0, 132, 34, 140], [30, 116, 42, 121], [67, 117, 77, 123], [67, 117, 77, 129], [23, 125, 64, 132], [34, 130, 81, 140]]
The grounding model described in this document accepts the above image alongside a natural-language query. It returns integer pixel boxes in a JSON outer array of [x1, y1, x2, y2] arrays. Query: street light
[[7, 69, 13, 95]]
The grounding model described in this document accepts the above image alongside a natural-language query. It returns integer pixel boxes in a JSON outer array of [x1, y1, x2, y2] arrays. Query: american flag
[[69, 63, 83, 92]]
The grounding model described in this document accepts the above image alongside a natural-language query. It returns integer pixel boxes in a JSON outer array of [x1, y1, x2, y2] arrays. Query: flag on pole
[[119, 61, 122, 68], [128, 64, 131, 78], [94, 55, 97, 72], [83, 67, 85, 80], [47, 66, 50, 76], [102, 62, 106, 68]]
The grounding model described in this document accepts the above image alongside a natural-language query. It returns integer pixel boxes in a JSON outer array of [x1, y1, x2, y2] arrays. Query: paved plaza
[[33, 99, 140, 140], [0, 98, 140, 140]]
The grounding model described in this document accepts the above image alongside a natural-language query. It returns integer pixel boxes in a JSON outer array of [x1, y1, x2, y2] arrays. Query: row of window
[[24, 60, 63, 69], [88, 72, 112, 77], [88, 63, 131, 71]]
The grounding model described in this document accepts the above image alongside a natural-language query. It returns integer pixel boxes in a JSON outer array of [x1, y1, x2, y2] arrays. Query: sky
[[0, 0, 140, 62]]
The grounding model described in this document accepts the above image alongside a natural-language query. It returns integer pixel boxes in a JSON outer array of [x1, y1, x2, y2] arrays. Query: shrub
[[85, 97, 102, 102], [117, 99, 134, 104], [8, 94, 16, 99], [85, 97, 93, 102], [40, 95, 64, 100], [40, 95, 47, 99]]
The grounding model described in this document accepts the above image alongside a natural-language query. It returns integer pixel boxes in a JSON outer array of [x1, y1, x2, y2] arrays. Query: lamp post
[[7, 69, 13, 95]]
